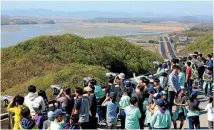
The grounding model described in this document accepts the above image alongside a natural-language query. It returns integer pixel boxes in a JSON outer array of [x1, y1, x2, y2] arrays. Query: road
[[164, 35, 177, 59], [159, 36, 168, 59]]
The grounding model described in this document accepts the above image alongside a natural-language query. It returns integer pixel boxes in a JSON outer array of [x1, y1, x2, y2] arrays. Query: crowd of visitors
[[6, 52, 213, 130]]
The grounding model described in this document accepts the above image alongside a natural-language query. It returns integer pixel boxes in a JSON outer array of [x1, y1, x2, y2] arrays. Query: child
[[50, 109, 66, 130], [205, 97, 214, 129], [69, 114, 81, 129], [20, 106, 39, 129], [203, 67, 213, 99], [172, 86, 187, 129], [153, 78, 163, 93], [146, 93, 161, 129], [187, 91, 200, 129], [119, 88, 130, 129], [101, 92, 118, 129], [32, 104, 45, 130], [7, 95, 25, 130], [151, 99, 172, 129], [124, 96, 141, 130], [43, 111, 54, 130]]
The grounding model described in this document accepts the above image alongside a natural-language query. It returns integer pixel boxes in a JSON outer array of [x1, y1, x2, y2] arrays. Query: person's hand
[[133, 72, 136, 76], [60, 89, 64, 94], [105, 96, 110, 100]]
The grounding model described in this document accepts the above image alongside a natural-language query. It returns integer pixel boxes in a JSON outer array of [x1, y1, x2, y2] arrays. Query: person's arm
[[55, 89, 64, 99], [74, 99, 81, 114], [7, 99, 15, 113], [186, 68, 190, 82], [167, 111, 172, 128], [137, 108, 142, 118], [133, 73, 139, 83], [113, 75, 119, 84], [150, 111, 157, 128], [101, 97, 110, 106]]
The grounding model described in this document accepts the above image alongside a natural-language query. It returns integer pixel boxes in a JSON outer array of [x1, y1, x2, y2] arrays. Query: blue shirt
[[207, 59, 213, 68], [103, 101, 118, 123], [168, 72, 180, 91]]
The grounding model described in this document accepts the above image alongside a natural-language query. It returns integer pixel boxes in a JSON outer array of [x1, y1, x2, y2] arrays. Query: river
[[1, 22, 172, 47]]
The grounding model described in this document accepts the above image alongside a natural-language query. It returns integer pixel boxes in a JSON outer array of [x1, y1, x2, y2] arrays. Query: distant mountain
[[1, 15, 55, 25], [1, 9, 213, 21]]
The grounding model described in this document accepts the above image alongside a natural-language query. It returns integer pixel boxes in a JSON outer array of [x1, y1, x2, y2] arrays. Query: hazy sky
[[2, 1, 213, 16]]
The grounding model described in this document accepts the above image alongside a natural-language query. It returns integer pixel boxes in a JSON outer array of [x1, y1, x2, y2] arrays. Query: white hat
[[118, 73, 125, 79]]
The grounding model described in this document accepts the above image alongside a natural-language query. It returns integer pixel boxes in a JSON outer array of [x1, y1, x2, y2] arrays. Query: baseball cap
[[147, 87, 155, 93], [153, 93, 161, 99], [162, 63, 167, 68], [118, 73, 125, 79], [159, 91, 167, 96], [48, 111, 54, 121], [53, 109, 65, 118], [109, 92, 115, 98], [191, 91, 197, 96], [124, 80, 131, 87], [156, 99, 165, 107]]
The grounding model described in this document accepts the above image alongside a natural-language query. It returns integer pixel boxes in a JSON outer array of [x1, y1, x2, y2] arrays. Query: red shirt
[[186, 67, 192, 80]]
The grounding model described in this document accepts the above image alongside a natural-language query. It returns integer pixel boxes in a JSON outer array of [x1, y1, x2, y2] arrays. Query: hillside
[[1, 16, 55, 25], [2, 34, 162, 98], [179, 35, 213, 56]]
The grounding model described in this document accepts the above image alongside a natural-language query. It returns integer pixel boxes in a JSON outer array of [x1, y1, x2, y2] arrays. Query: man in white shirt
[[24, 85, 45, 117]]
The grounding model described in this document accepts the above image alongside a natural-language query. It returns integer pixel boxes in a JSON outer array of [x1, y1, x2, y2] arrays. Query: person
[[119, 87, 130, 129], [124, 96, 142, 130], [7, 95, 25, 130], [69, 114, 81, 129], [20, 106, 39, 130], [150, 99, 172, 129], [90, 79, 105, 122], [101, 92, 118, 129], [73, 87, 90, 129], [168, 65, 180, 114], [187, 91, 200, 129], [43, 111, 54, 130], [146, 93, 161, 129], [159, 72, 168, 90], [159, 91, 168, 108], [186, 61, 193, 95], [84, 85, 97, 129], [49, 109, 65, 130], [32, 104, 45, 129], [207, 54, 213, 69], [38, 90, 49, 120], [147, 87, 155, 104], [134, 85, 145, 129], [24, 85, 45, 117], [172, 86, 187, 129], [153, 78, 163, 93], [203, 67, 213, 99], [114, 73, 126, 102], [55, 87, 74, 116], [205, 96, 214, 129], [178, 66, 186, 88]]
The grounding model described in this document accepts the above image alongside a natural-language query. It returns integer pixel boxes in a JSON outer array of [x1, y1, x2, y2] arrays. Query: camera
[[50, 85, 64, 95]]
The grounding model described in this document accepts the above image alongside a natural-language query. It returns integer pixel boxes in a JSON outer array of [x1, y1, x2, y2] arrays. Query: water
[[1, 23, 172, 47]]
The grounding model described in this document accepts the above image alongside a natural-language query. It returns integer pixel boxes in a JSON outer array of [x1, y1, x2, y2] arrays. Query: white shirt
[[205, 103, 214, 121]]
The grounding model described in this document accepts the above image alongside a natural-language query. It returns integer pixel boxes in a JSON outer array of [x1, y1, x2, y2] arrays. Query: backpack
[[64, 96, 74, 115]]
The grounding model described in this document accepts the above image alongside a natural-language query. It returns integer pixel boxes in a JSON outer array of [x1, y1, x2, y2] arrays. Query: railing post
[[8, 112, 13, 129]]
